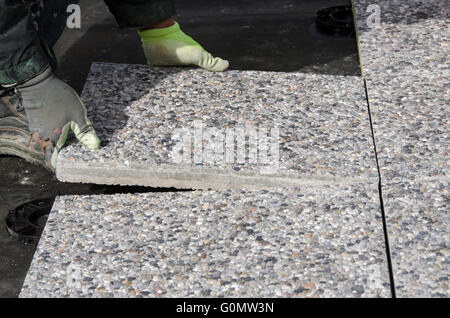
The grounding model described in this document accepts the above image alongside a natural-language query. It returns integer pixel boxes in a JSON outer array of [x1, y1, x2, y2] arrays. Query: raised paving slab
[[56, 62, 377, 189], [20, 184, 390, 297]]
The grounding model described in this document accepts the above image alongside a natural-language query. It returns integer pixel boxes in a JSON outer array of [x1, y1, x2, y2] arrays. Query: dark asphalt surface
[[0, 0, 358, 297]]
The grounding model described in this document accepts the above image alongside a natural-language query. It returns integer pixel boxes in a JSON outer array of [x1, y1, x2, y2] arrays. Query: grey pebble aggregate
[[354, 0, 449, 297], [20, 184, 390, 298], [383, 180, 449, 297], [366, 74, 449, 182], [353, 0, 449, 78], [20, 1, 449, 298], [56, 62, 377, 188]]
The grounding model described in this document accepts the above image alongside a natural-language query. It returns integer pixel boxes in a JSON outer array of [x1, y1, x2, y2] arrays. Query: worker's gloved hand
[[138, 21, 229, 72], [16, 67, 100, 170]]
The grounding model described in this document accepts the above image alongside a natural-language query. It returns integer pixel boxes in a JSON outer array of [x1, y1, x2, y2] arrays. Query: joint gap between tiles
[[363, 78, 397, 298]]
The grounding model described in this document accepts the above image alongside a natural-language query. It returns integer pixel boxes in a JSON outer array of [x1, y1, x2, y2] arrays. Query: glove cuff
[[138, 21, 180, 41], [16, 66, 52, 89]]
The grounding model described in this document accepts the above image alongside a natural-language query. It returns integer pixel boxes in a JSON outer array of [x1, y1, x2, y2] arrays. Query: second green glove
[[138, 22, 229, 72]]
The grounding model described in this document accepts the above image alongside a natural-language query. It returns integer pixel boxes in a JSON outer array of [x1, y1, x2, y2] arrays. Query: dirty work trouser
[[0, 0, 176, 95]]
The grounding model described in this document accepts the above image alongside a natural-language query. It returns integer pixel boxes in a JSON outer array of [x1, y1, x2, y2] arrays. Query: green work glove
[[138, 21, 229, 72], [16, 67, 100, 170]]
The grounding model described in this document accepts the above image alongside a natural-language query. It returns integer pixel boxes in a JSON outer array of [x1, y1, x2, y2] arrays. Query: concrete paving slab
[[353, 0, 449, 78], [353, 1, 449, 297], [353, 1, 449, 182], [366, 74, 449, 183], [383, 180, 449, 297], [20, 183, 390, 297], [56, 62, 377, 189]]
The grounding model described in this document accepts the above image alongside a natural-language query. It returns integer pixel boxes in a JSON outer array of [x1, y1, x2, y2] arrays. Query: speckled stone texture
[[20, 184, 390, 298], [353, 0, 449, 78], [21, 1, 448, 298], [384, 180, 449, 298], [56, 62, 378, 189], [366, 75, 449, 183], [370, 75, 450, 296], [353, 0, 449, 297]]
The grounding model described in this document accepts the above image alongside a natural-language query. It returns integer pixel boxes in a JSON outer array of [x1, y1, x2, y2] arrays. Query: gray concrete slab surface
[[383, 180, 449, 297], [20, 184, 390, 297], [353, 0, 449, 78], [56, 63, 377, 189], [353, 0, 449, 297]]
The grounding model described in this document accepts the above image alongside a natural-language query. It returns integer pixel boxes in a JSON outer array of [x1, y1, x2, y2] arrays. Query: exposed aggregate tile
[[21, 1, 449, 298], [366, 75, 449, 182], [383, 180, 449, 297], [353, 0, 449, 78], [56, 62, 377, 188], [354, 0, 449, 297], [20, 184, 390, 298]]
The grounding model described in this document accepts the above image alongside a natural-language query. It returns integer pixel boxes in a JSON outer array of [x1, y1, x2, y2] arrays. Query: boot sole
[[0, 140, 51, 172]]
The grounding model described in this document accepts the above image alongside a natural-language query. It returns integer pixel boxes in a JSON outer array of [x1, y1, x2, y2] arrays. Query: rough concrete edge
[[56, 159, 378, 189]]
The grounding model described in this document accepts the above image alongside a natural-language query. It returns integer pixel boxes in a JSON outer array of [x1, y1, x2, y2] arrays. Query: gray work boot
[[0, 89, 49, 170]]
